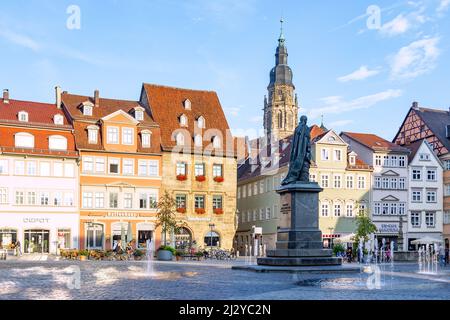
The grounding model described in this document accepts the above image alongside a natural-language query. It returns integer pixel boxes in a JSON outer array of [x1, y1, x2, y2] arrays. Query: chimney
[[55, 86, 62, 109], [412, 101, 419, 109], [3, 89, 9, 104], [94, 90, 100, 107]]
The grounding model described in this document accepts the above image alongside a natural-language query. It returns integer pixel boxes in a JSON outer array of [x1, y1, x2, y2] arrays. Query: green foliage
[[156, 191, 187, 246], [158, 245, 176, 255], [332, 243, 346, 255], [133, 249, 144, 257], [79, 249, 89, 256], [354, 211, 377, 248], [195, 251, 204, 257]]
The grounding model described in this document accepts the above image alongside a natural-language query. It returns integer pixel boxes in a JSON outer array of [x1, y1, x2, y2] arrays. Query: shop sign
[[377, 223, 399, 234], [23, 218, 50, 224], [187, 217, 211, 222], [107, 212, 139, 218]]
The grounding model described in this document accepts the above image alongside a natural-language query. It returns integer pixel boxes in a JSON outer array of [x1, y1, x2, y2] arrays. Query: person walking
[[438, 245, 446, 267], [15, 240, 22, 256], [445, 247, 449, 265]]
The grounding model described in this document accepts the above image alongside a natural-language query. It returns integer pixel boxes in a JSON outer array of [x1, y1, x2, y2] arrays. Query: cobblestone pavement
[[0, 259, 449, 300]]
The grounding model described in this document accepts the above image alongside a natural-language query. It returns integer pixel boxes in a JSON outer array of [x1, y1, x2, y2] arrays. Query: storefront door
[[24, 229, 50, 254]]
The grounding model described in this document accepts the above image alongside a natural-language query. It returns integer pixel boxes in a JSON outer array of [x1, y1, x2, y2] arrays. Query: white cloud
[[337, 66, 380, 82], [329, 120, 354, 128], [225, 107, 241, 117], [307, 89, 403, 119], [249, 116, 261, 123], [389, 37, 440, 80], [0, 29, 40, 51], [437, 0, 450, 13], [379, 7, 428, 37]]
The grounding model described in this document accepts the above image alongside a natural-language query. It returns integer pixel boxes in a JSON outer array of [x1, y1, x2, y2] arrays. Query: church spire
[[278, 18, 285, 46]]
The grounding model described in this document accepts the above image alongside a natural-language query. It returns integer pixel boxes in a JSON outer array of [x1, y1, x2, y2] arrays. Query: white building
[[0, 90, 80, 254], [341, 132, 410, 251], [404, 140, 443, 250]]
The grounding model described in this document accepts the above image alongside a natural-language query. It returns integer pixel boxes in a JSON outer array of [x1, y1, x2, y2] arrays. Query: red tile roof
[[0, 99, 71, 129], [141, 84, 235, 156], [341, 132, 409, 153]]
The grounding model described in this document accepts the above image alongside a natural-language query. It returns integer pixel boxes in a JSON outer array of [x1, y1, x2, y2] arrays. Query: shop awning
[[411, 236, 443, 245], [334, 233, 356, 243]]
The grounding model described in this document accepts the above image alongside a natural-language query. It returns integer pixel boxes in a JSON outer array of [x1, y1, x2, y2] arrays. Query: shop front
[[407, 232, 443, 251], [375, 222, 400, 251], [0, 213, 79, 254]]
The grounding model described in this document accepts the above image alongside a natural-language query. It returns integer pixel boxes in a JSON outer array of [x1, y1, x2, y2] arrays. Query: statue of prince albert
[[281, 115, 311, 185]]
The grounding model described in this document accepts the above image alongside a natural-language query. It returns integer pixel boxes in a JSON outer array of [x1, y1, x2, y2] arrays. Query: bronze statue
[[281, 115, 311, 185]]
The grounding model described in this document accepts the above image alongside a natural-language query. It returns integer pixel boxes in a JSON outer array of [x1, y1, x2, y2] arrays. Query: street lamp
[[208, 223, 215, 251]]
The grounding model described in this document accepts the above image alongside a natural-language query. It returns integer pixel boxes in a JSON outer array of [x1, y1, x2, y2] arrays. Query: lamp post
[[208, 223, 215, 251]]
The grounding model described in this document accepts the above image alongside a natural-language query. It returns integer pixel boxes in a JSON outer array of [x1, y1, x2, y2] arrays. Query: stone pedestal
[[257, 182, 342, 266]]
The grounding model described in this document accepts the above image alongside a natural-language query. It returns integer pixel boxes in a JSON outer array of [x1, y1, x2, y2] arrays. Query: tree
[[156, 191, 185, 246], [354, 211, 377, 249]]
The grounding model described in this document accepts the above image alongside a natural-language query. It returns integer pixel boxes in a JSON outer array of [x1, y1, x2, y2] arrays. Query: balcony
[[0, 146, 78, 158]]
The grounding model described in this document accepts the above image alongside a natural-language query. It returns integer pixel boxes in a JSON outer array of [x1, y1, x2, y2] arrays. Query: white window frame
[[49, 135, 68, 151], [108, 158, 120, 175], [122, 159, 134, 176], [107, 126, 119, 144], [14, 132, 34, 148], [122, 127, 134, 145]]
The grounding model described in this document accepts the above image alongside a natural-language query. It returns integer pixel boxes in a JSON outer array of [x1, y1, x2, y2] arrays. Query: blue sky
[[0, 0, 449, 141]]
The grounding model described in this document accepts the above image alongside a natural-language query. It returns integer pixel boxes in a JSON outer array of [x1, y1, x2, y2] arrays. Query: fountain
[[358, 237, 364, 264], [418, 244, 439, 275], [145, 239, 156, 277]]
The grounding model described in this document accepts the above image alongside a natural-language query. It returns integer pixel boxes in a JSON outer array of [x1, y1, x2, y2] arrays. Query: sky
[[0, 0, 449, 141]]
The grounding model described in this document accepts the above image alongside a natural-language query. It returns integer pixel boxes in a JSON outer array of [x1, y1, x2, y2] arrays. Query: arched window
[[54, 114, 64, 125], [212, 136, 221, 148], [49, 135, 68, 150], [194, 134, 202, 147], [184, 99, 191, 110], [15, 132, 34, 148], [176, 132, 185, 146], [179, 114, 188, 127], [175, 227, 192, 249], [18, 111, 28, 122], [278, 112, 283, 129], [204, 231, 220, 247], [197, 116, 205, 129]]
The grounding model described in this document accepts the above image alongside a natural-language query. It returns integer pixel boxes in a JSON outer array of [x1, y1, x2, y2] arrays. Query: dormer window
[[176, 132, 185, 146], [141, 130, 151, 148], [49, 135, 68, 151], [54, 114, 64, 125], [194, 134, 202, 147], [81, 102, 94, 116], [349, 156, 356, 165], [179, 114, 188, 127], [184, 99, 191, 110], [134, 107, 145, 121], [197, 116, 205, 129], [18, 111, 28, 122], [87, 125, 99, 144], [212, 136, 221, 148]]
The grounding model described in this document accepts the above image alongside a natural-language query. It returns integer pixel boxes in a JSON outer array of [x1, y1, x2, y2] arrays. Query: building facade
[[393, 103, 450, 251], [140, 84, 238, 250], [61, 90, 162, 251], [0, 89, 79, 254], [341, 132, 410, 251], [404, 140, 443, 250]]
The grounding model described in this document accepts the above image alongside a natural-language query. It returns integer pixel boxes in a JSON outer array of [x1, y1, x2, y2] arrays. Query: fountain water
[[358, 237, 364, 264], [418, 244, 439, 275], [145, 239, 156, 277]]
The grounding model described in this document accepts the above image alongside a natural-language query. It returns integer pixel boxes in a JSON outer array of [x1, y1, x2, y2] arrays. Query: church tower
[[263, 19, 298, 142]]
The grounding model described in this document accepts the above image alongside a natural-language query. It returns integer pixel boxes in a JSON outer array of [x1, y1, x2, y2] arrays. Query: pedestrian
[[445, 247, 449, 265], [346, 247, 353, 263], [439, 245, 446, 267], [15, 240, 22, 256]]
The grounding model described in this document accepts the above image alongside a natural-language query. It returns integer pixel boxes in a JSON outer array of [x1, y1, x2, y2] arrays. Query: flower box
[[176, 207, 187, 213], [213, 176, 224, 183], [214, 208, 224, 215], [176, 174, 187, 181], [195, 175, 206, 182], [195, 208, 206, 214]]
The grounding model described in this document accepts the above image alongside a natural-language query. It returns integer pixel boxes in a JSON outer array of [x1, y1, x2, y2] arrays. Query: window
[[390, 178, 398, 190], [411, 212, 420, 227], [375, 155, 382, 166], [149, 194, 157, 209], [83, 105, 93, 116], [148, 161, 158, 176], [18, 111, 28, 122], [265, 207, 271, 220], [321, 203, 329, 217], [64, 193, 74, 206], [53, 114, 64, 125], [426, 169, 437, 181], [176, 194, 186, 209], [176, 162, 187, 176], [349, 155, 356, 165], [195, 195, 205, 209], [27, 191, 36, 205], [197, 116, 205, 128], [383, 155, 389, 166], [259, 208, 264, 220], [334, 149, 342, 161], [53, 192, 62, 206], [14, 161, 25, 175], [82, 192, 93, 208], [445, 184, 450, 196], [64, 163, 75, 177], [109, 159, 120, 174], [124, 193, 133, 209], [444, 211, 450, 224], [346, 203, 353, 217], [390, 203, 397, 215], [107, 127, 119, 144], [346, 176, 354, 189], [95, 158, 105, 173], [253, 183, 258, 195], [357, 176, 366, 189], [139, 193, 148, 209], [176, 132, 185, 146], [382, 177, 389, 189], [86, 223, 104, 249], [141, 131, 151, 147], [399, 178, 406, 190], [40, 192, 49, 206], [412, 190, 422, 202], [57, 229, 71, 249], [179, 115, 188, 126], [213, 136, 221, 148], [0, 188, 7, 204], [195, 163, 205, 176], [334, 203, 341, 217], [321, 175, 329, 188], [412, 168, 422, 180], [399, 156, 406, 167], [259, 181, 264, 194], [382, 203, 389, 215], [426, 190, 437, 203], [310, 174, 317, 182], [390, 156, 398, 167], [88, 129, 98, 144], [375, 177, 381, 189], [420, 153, 430, 161], [334, 175, 341, 188], [321, 148, 329, 160], [212, 195, 223, 209], [53, 162, 63, 177], [184, 99, 191, 110], [374, 203, 381, 215], [122, 128, 134, 145], [49, 136, 67, 150], [213, 164, 223, 177], [0, 160, 8, 174], [123, 159, 134, 175], [194, 134, 202, 147], [135, 110, 144, 121], [94, 193, 105, 208], [27, 161, 37, 176], [444, 160, 450, 171], [15, 191, 24, 205], [83, 157, 94, 173], [15, 132, 34, 148], [109, 193, 118, 208], [425, 212, 435, 227]]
